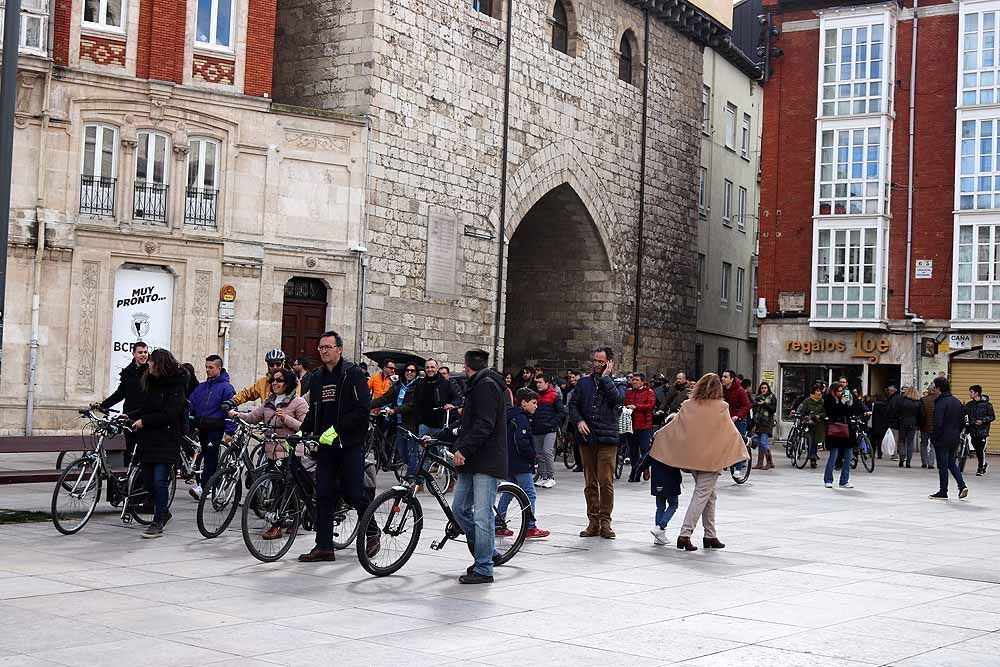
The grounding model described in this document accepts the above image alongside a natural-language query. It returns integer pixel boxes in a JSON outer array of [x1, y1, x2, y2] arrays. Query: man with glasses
[[299, 331, 376, 562], [368, 361, 396, 401], [226, 348, 299, 411], [372, 363, 421, 479]]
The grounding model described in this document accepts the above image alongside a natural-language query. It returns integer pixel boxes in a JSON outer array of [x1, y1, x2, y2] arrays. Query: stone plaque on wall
[[425, 210, 461, 298]]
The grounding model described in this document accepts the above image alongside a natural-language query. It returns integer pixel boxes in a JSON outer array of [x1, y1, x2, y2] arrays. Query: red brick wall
[[193, 53, 236, 85], [80, 34, 126, 66], [144, 0, 186, 83], [52, 0, 72, 66], [244, 0, 276, 97]]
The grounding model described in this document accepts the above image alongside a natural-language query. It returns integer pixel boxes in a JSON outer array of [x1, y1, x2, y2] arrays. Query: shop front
[[948, 341, 1000, 454]]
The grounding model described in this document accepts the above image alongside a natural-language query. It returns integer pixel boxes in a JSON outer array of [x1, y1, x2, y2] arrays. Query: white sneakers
[[538, 478, 557, 488], [824, 482, 834, 488], [188, 485, 203, 500], [650, 527, 669, 545], [839, 482, 854, 489]]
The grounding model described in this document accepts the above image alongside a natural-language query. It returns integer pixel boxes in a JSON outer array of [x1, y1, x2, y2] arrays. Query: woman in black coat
[[823, 384, 860, 489], [896, 386, 923, 469], [128, 348, 189, 539]]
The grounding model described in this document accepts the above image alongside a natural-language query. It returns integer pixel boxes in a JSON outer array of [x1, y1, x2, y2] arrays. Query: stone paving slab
[[1, 453, 999, 666]]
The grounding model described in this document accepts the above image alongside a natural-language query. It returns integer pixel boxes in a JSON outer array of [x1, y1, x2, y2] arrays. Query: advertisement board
[[107, 266, 174, 396]]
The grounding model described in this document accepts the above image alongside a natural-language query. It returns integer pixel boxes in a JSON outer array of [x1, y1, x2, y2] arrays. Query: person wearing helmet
[[226, 349, 300, 409]]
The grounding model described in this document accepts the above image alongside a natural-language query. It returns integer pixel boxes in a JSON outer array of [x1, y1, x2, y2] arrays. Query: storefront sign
[[915, 259, 933, 279], [949, 334, 972, 351], [984, 334, 1000, 351], [108, 267, 174, 395], [953, 348, 1000, 361], [784, 332, 892, 363], [761, 370, 776, 385]]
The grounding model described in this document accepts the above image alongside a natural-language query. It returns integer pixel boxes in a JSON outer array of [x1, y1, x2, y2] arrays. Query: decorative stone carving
[[284, 130, 349, 153], [76, 261, 100, 392], [144, 241, 158, 255], [305, 256, 318, 268], [193, 271, 212, 356]]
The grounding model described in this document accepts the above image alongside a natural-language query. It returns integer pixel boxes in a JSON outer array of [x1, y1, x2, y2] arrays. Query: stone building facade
[[274, 0, 723, 374]]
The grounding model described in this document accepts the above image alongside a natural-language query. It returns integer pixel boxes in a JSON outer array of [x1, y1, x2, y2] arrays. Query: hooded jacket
[[100, 362, 148, 413], [896, 396, 923, 431], [625, 383, 657, 431], [507, 405, 535, 476], [797, 394, 828, 444], [128, 371, 189, 465], [372, 377, 420, 433], [531, 386, 566, 434], [752, 392, 777, 436], [455, 368, 508, 479], [932, 391, 965, 448], [965, 397, 995, 439], [189, 371, 236, 434], [919, 394, 936, 434], [723, 382, 751, 421], [245, 393, 309, 437], [568, 372, 624, 445]]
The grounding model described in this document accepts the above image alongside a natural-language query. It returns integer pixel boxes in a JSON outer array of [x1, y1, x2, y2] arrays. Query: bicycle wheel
[[52, 456, 102, 535], [197, 464, 243, 538], [356, 488, 423, 577], [561, 433, 577, 469], [493, 482, 530, 565], [859, 436, 875, 473], [126, 466, 177, 525], [242, 472, 302, 562], [785, 433, 796, 460], [793, 434, 811, 469], [731, 459, 751, 485], [615, 448, 624, 480], [332, 500, 360, 550]]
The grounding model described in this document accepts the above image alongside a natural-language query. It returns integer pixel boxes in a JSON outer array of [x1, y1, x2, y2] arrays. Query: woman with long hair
[[752, 381, 777, 470], [130, 348, 189, 538], [823, 382, 861, 488], [896, 386, 923, 469], [649, 373, 749, 551]]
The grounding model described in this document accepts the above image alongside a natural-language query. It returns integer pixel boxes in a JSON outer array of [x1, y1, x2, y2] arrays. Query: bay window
[[820, 20, 887, 116], [958, 115, 1000, 210], [812, 223, 884, 323], [197, 0, 233, 49], [962, 7, 1000, 106], [954, 221, 1000, 321], [817, 124, 885, 216]]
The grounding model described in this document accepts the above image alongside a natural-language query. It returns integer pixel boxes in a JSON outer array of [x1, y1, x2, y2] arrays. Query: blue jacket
[[632, 452, 683, 498], [507, 406, 535, 476], [568, 373, 623, 445], [932, 392, 964, 448], [189, 371, 236, 434]]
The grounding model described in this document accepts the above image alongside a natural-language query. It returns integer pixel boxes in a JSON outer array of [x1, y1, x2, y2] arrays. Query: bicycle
[[556, 428, 576, 469], [848, 417, 876, 473], [730, 435, 753, 484], [355, 427, 531, 577], [52, 408, 177, 534], [786, 415, 815, 469], [366, 408, 406, 482]]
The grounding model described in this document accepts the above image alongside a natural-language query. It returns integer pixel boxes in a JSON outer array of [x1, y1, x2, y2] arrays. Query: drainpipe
[[904, 0, 919, 387], [632, 9, 650, 371], [491, 0, 514, 369], [353, 115, 372, 362], [26, 4, 56, 435]]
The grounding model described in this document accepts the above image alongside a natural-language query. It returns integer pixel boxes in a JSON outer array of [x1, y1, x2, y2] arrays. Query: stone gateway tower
[[274, 0, 727, 373]]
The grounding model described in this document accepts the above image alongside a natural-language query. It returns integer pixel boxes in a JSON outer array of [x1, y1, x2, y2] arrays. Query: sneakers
[[928, 491, 948, 499], [650, 527, 669, 545], [824, 482, 834, 488], [495, 527, 514, 537], [526, 527, 550, 539], [459, 572, 494, 584], [141, 522, 163, 539], [959, 487, 969, 499], [539, 478, 557, 488], [188, 485, 202, 500], [839, 482, 854, 489]]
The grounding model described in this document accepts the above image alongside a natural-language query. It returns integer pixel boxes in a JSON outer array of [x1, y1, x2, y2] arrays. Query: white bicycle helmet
[[265, 349, 286, 363]]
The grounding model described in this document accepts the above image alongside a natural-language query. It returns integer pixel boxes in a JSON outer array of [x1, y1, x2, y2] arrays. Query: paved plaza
[[2, 455, 1000, 667]]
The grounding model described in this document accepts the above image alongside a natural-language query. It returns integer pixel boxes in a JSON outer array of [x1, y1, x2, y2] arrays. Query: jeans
[[899, 429, 916, 464], [395, 429, 419, 480], [534, 432, 557, 480], [627, 429, 652, 477], [824, 446, 853, 486], [452, 472, 499, 576], [142, 462, 172, 524], [655, 495, 679, 529], [919, 432, 934, 467], [315, 444, 373, 550], [199, 432, 223, 486], [498, 471, 536, 529], [733, 419, 748, 472], [935, 446, 966, 494], [580, 444, 617, 526], [758, 432, 770, 453]]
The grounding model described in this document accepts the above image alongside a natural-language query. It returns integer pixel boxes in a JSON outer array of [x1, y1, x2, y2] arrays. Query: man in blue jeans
[[929, 377, 969, 500], [452, 349, 508, 584]]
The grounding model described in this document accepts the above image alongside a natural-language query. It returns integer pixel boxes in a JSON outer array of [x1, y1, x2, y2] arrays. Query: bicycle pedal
[[430, 540, 442, 550], [122, 513, 132, 524]]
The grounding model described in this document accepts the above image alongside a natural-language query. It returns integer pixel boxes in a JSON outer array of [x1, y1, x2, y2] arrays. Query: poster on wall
[[107, 266, 174, 396]]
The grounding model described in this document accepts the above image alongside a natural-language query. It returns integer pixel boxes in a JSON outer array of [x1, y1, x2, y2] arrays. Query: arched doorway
[[503, 184, 616, 372], [281, 277, 327, 365]]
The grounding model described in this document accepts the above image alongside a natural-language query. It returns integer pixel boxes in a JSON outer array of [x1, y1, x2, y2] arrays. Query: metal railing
[[80, 175, 117, 217], [184, 187, 218, 227], [132, 182, 169, 224]]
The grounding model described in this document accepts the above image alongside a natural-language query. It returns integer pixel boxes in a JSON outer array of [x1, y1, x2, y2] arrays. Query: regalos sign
[[108, 267, 174, 395], [785, 332, 892, 363]]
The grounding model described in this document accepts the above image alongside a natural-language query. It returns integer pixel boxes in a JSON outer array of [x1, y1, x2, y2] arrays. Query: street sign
[[220, 285, 237, 302], [949, 333, 972, 350], [218, 301, 235, 322], [914, 259, 933, 279], [985, 334, 1000, 351]]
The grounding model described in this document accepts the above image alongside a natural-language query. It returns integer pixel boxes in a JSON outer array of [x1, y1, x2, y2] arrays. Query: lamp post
[[0, 0, 22, 367]]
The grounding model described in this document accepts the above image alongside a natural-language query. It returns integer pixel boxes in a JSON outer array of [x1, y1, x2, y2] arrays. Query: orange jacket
[[368, 373, 393, 401]]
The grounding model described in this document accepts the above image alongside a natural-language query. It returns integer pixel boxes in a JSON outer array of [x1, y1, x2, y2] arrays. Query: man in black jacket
[[297, 331, 374, 563], [929, 377, 968, 500], [413, 359, 459, 435], [569, 346, 623, 539], [965, 385, 995, 476], [95, 341, 149, 467], [452, 349, 508, 584]]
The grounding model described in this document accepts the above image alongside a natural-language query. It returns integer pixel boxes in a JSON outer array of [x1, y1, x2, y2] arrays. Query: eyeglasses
[[405, 368, 417, 373]]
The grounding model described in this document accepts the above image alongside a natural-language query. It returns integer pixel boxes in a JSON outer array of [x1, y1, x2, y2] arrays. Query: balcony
[[132, 182, 168, 224], [184, 188, 218, 228], [79, 175, 116, 217]]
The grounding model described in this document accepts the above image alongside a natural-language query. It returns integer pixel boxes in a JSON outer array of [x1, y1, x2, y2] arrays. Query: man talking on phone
[[569, 346, 624, 539]]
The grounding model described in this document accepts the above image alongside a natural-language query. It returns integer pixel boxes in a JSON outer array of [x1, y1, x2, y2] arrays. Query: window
[[695, 343, 704, 379], [551, 0, 568, 54], [697, 253, 705, 300], [722, 180, 733, 224], [717, 348, 730, 375], [134, 132, 169, 223], [1, 9, 48, 54], [741, 113, 751, 159], [702, 85, 711, 134], [196, 0, 233, 49], [821, 21, 885, 116], [736, 267, 746, 310], [472, 0, 494, 16], [814, 226, 880, 321], [80, 123, 117, 216], [962, 9, 1000, 106], [186, 138, 220, 226], [83, 0, 124, 29], [619, 32, 634, 85], [724, 103, 737, 149], [958, 117, 1000, 210], [721, 262, 732, 305], [817, 126, 883, 215], [955, 222, 1000, 321], [737, 186, 747, 230], [750, 264, 760, 333], [698, 167, 707, 211]]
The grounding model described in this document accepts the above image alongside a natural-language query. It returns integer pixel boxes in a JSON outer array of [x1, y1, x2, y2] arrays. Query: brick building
[[273, 0, 732, 374], [758, 0, 1000, 435], [1, 0, 368, 433]]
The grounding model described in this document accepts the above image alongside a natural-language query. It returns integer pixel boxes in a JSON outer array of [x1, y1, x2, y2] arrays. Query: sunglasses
[[405, 368, 417, 373], [271, 378, 287, 384]]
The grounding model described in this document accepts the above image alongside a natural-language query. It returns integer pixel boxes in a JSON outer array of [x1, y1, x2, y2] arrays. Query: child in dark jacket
[[633, 450, 683, 545], [497, 388, 549, 539]]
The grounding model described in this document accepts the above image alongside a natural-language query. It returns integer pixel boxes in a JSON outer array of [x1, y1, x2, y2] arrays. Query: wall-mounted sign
[[784, 332, 892, 363], [921, 337, 938, 358], [984, 334, 1000, 351], [914, 259, 933, 279], [778, 292, 806, 312], [220, 285, 237, 302], [108, 267, 174, 396], [218, 301, 235, 322], [949, 333, 972, 350]]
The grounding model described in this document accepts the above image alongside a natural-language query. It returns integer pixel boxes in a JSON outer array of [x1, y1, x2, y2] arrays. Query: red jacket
[[724, 383, 751, 420], [625, 384, 657, 431]]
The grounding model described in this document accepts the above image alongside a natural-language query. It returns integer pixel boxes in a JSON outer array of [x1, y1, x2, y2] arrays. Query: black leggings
[[972, 436, 988, 470]]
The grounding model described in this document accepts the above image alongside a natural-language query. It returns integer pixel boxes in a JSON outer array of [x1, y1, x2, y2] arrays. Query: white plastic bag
[[619, 407, 634, 435], [881, 429, 897, 457]]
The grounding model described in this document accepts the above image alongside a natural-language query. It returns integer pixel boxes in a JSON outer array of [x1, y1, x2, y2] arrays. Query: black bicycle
[[848, 417, 876, 473], [556, 429, 576, 469], [355, 428, 531, 577], [366, 409, 406, 482], [787, 415, 815, 469], [196, 416, 271, 538]]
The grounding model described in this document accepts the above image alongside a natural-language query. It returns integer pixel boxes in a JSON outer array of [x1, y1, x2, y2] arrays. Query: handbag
[[827, 422, 850, 439]]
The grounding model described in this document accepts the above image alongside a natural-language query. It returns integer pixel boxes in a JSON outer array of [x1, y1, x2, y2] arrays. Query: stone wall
[[273, 0, 702, 374]]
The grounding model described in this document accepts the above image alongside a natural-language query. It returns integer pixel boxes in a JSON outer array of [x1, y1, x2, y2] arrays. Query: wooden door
[[281, 301, 326, 364]]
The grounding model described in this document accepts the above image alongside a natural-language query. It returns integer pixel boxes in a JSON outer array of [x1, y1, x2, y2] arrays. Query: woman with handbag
[[752, 382, 777, 470], [823, 383, 860, 488]]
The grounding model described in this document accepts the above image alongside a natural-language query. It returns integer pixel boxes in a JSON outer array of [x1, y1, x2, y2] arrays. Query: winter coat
[[723, 383, 751, 421], [189, 372, 236, 434], [633, 452, 682, 497], [965, 398, 995, 439], [752, 392, 777, 436], [650, 399, 749, 472], [896, 397, 923, 432], [885, 392, 902, 430], [129, 371, 189, 465], [367, 373, 393, 401], [412, 375, 459, 428], [455, 368, 508, 479], [244, 394, 309, 438], [823, 393, 856, 449], [625, 384, 657, 431], [871, 400, 889, 436], [371, 378, 420, 433], [100, 362, 149, 413], [568, 373, 624, 445], [532, 386, 566, 434], [797, 395, 828, 444], [919, 395, 936, 433], [232, 372, 300, 407], [300, 359, 372, 449], [932, 392, 965, 449], [506, 406, 536, 476]]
